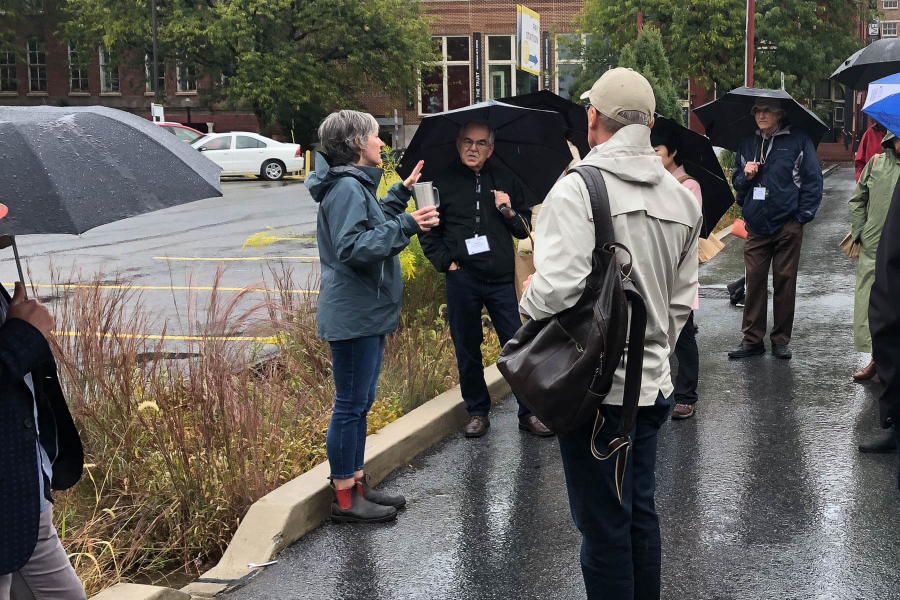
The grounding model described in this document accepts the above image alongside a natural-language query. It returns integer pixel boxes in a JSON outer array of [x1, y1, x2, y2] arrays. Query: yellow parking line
[[6, 283, 318, 294], [54, 331, 280, 342], [154, 256, 320, 262]]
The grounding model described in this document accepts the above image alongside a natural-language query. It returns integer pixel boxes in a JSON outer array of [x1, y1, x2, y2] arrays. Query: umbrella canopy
[[397, 100, 572, 207], [692, 87, 829, 152], [0, 106, 222, 236], [651, 115, 734, 238], [498, 90, 590, 159], [863, 73, 900, 138], [831, 39, 900, 90]]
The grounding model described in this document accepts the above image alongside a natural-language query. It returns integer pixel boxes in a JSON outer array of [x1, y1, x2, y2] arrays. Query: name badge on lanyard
[[753, 187, 767, 201], [466, 235, 490, 255]]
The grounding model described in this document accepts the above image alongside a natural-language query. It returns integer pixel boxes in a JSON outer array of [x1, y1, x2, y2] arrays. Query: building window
[[885, 0, 899, 9], [555, 34, 586, 100], [145, 54, 165, 93], [883, 21, 898, 37], [486, 35, 538, 100], [177, 63, 197, 92], [27, 40, 47, 93], [99, 47, 119, 93], [68, 44, 90, 93], [0, 51, 16, 92], [419, 36, 470, 115]]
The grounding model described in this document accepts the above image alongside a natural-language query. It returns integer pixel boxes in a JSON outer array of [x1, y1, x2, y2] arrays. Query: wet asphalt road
[[228, 168, 900, 600]]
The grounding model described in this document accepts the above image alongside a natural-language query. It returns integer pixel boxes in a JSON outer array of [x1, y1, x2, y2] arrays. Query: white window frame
[[68, 44, 90, 94], [27, 40, 47, 94], [99, 46, 119, 94], [885, 0, 898, 9], [883, 21, 899, 37], [418, 35, 471, 116], [0, 50, 17, 94], [486, 35, 517, 100], [554, 33, 587, 99], [177, 63, 197, 94], [145, 54, 165, 95]]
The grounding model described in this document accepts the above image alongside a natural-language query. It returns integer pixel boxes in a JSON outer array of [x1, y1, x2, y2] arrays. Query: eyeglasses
[[461, 138, 491, 149]]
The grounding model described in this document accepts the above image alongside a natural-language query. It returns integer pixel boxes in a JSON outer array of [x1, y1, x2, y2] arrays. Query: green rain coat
[[849, 132, 900, 353]]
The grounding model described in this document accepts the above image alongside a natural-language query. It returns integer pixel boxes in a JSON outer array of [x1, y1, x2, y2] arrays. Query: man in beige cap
[[520, 68, 701, 599], [729, 96, 823, 360]]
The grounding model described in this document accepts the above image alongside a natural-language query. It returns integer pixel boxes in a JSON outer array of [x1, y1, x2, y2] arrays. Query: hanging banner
[[473, 33, 483, 102], [516, 5, 540, 76], [542, 31, 551, 90]]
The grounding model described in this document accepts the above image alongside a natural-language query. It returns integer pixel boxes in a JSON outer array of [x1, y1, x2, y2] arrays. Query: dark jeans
[[557, 393, 673, 600], [674, 312, 699, 406], [445, 268, 530, 419], [742, 219, 804, 346], [326, 336, 385, 480]]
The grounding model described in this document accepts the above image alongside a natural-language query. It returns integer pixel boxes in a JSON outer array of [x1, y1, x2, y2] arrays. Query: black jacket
[[872, 177, 900, 429], [0, 286, 83, 575], [420, 159, 531, 283]]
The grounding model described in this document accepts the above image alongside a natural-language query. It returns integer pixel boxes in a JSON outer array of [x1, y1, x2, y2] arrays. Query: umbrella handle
[[11, 236, 26, 299]]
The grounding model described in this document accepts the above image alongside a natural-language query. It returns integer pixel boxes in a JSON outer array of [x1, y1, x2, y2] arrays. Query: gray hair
[[458, 119, 496, 145], [597, 110, 652, 135], [318, 110, 380, 166]]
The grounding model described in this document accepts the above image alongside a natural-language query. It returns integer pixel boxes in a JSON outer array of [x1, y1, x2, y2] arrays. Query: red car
[[156, 122, 205, 144]]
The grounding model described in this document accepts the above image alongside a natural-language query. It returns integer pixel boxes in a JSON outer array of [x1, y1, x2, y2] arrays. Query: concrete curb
[[822, 164, 840, 178], [162, 365, 509, 599], [91, 584, 190, 600]]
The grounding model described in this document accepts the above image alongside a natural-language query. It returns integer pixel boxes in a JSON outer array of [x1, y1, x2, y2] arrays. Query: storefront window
[[419, 36, 471, 114]]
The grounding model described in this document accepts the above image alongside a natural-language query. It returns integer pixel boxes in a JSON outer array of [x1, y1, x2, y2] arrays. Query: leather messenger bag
[[498, 166, 648, 505]]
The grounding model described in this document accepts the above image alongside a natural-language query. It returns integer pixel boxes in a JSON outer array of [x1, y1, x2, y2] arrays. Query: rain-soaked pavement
[[228, 168, 900, 600]]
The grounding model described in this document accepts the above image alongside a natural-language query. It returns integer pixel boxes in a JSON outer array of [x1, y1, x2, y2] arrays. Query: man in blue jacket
[[728, 98, 823, 360]]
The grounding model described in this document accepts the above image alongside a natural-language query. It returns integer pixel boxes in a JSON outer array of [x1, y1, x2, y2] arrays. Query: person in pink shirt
[[652, 127, 701, 420]]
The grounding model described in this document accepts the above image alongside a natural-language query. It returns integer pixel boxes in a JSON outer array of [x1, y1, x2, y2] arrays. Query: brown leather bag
[[498, 166, 647, 505]]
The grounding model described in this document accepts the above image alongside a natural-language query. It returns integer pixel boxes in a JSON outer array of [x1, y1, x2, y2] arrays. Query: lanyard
[[475, 173, 482, 235], [758, 135, 775, 165]]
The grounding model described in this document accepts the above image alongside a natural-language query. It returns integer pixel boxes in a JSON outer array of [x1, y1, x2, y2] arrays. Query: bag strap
[[677, 174, 695, 184], [570, 166, 615, 250]]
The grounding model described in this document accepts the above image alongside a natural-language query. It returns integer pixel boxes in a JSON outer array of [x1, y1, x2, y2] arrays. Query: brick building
[[363, 0, 585, 147], [0, 17, 258, 133]]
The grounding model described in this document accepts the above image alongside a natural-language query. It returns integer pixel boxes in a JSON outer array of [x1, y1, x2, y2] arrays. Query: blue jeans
[[326, 336, 386, 480], [557, 393, 673, 600], [445, 268, 530, 419]]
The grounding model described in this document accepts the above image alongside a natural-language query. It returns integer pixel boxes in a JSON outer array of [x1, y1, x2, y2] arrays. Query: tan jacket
[[519, 125, 701, 407]]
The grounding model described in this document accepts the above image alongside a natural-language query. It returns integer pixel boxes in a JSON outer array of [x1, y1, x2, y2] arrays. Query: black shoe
[[858, 433, 898, 454], [772, 344, 792, 360], [356, 474, 406, 509], [728, 343, 765, 359], [331, 483, 397, 524]]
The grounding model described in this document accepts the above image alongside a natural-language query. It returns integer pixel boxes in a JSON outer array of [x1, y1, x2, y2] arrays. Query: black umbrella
[[831, 39, 900, 90], [692, 87, 829, 152], [0, 106, 222, 286], [397, 100, 572, 207], [651, 115, 734, 238], [498, 90, 590, 159]]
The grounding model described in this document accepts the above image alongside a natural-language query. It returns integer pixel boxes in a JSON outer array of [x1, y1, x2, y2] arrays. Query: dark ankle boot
[[331, 482, 397, 524], [356, 474, 406, 509]]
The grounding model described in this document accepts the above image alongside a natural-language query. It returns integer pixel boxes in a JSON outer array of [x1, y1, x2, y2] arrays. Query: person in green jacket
[[850, 131, 900, 383], [307, 110, 439, 524]]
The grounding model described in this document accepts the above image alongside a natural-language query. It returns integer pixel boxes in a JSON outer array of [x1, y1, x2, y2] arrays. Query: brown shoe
[[518, 415, 555, 437], [671, 403, 695, 420], [853, 360, 877, 381], [464, 416, 490, 438]]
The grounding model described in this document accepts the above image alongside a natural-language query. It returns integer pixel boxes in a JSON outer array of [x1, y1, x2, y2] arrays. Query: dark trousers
[[326, 336, 385, 480], [742, 219, 804, 346], [445, 268, 530, 419], [674, 312, 699, 406], [557, 393, 673, 600]]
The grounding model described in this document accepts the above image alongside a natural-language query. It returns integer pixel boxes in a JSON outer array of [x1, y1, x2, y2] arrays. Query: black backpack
[[497, 165, 647, 505]]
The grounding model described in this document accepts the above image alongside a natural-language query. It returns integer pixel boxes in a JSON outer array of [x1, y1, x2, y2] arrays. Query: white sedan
[[191, 132, 304, 180]]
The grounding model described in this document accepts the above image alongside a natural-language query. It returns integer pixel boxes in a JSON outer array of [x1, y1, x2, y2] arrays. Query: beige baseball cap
[[580, 68, 655, 126], [751, 98, 784, 115]]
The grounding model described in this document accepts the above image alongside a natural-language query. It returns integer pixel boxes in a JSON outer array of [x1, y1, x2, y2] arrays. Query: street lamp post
[[183, 97, 192, 125], [151, 0, 160, 105]]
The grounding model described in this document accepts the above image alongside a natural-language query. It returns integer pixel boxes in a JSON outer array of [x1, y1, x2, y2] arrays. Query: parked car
[[156, 122, 205, 144], [191, 132, 304, 180]]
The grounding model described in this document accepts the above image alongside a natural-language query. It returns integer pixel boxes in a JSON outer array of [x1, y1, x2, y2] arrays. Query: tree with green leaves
[[617, 27, 683, 124], [62, 0, 436, 143]]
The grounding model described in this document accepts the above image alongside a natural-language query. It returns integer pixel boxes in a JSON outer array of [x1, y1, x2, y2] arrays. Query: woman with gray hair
[[307, 110, 439, 524]]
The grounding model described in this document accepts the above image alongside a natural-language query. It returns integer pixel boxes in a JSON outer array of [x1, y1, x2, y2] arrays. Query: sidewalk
[[229, 168, 898, 600]]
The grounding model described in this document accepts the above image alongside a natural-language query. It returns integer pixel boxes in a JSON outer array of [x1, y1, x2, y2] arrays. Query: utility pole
[[745, 0, 755, 87], [151, 0, 160, 105]]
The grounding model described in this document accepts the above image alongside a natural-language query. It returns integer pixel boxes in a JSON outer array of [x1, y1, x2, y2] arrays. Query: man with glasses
[[728, 98, 823, 360], [420, 119, 553, 438]]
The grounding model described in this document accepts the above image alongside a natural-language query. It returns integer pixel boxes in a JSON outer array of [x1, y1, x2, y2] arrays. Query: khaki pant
[[0, 508, 86, 600], [742, 219, 804, 346]]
